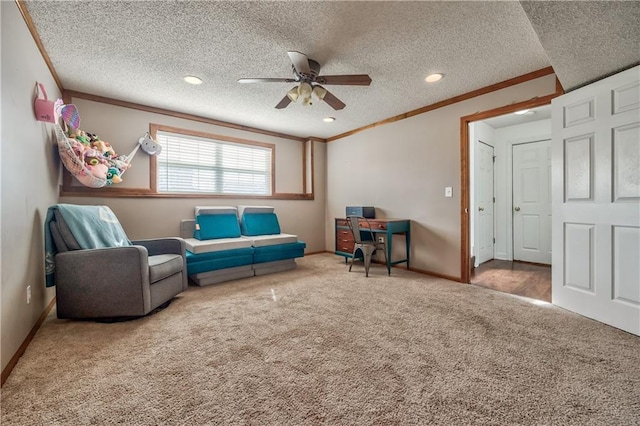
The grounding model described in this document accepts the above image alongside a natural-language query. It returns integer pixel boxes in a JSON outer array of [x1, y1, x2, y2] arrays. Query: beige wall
[[60, 99, 327, 253], [1, 1, 60, 371], [325, 74, 557, 279]]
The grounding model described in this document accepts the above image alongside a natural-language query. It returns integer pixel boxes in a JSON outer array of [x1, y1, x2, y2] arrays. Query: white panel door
[[552, 66, 640, 336], [475, 141, 495, 265], [512, 140, 552, 264]]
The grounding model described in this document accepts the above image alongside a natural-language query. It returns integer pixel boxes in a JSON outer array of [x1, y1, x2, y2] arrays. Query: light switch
[[445, 187, 453, 198]]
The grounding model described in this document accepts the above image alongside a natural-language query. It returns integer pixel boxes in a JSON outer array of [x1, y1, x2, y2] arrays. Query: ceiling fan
[[238, 51, 372, 111]]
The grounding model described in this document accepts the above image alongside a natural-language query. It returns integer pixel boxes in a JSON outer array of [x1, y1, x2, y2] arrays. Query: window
[[155, 128, 274, 195]]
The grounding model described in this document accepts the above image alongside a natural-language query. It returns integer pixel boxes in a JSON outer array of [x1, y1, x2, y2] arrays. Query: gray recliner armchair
[[48, 206, 187, 319]]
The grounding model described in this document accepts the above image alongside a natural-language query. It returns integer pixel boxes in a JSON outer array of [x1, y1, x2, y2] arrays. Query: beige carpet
[[2, 254, 639, 425]]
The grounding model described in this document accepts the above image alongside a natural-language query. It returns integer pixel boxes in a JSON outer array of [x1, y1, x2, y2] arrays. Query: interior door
[[513, 140, 552, 264], [475, 141, 494, 265], [552, 65, 639, 336]]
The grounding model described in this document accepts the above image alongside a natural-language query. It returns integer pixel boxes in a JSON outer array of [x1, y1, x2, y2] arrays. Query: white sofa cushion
[[185, 236, 253, 254], [248, 233, 298, 247]]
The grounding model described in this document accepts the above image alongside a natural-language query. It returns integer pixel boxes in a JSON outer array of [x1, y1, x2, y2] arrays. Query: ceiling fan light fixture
[[287, 86, 300, 102], [298, 82, 313, 97], [313, 85, 327, 100], [425, 73, 443, 83], [184, 75, 203, 85], [297, 82, 314, 106]]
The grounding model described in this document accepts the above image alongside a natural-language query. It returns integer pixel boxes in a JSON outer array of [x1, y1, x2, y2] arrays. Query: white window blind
[[156, 131, 272, 195]]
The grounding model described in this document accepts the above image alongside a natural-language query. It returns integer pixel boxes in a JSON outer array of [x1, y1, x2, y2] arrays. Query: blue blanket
[[45, 204, 131, 287]]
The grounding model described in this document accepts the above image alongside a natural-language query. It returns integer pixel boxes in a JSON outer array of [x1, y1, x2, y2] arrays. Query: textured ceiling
[[23, 1, 640, 139], [521, 1, 640, 91]]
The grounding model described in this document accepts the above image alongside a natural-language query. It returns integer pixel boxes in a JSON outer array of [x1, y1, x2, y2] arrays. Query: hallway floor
[[471, 259, 551, 303]]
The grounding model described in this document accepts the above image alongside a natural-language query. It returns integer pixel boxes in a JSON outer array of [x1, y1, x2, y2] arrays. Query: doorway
[[465, 104, 553, 301], [512, 140, 552, 264]]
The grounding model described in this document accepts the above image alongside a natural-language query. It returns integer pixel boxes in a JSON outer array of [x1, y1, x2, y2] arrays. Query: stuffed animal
[[84, 148, 108, 167], [86, 132, 100, 143], [138, 134, 162, 155], [68, 129, 90, 145], [57, 103, 80, 129], [68, 138, 85, 159], [109, 155, 130, 171], [87, 163, 109, 180], [93, 139, 116, 157], [85, 157, 100, 166], [65, 127, 129, 185], [106, 167, 122, 184]]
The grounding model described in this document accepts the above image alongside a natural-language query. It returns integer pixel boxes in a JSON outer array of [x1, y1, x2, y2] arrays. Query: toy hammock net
[[54, 124, 133, 189]]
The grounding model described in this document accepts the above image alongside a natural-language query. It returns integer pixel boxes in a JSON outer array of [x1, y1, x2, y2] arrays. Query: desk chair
[[347, 215, 390, 277]]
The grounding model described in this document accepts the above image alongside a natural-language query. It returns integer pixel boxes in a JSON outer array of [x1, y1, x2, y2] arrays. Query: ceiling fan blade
[[287, 51, 310, 75], [322, 89, 346, 111], [238, 78, 296, 83], [316, 74, 372, 86], [275, 95, 292, 109]]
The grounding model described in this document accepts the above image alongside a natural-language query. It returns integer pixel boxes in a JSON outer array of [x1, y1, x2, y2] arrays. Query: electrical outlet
[[27, 285, 32, 304], [378, 237, 384, 243], [445, 187, 453, 198]]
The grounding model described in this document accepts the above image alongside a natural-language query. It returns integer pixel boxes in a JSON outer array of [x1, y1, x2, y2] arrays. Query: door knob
[[478, 207, 484, 211], [514, 206, 521, 211]]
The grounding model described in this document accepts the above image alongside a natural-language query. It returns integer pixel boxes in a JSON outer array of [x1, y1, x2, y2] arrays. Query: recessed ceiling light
[[184, 75, 203, 85], [514, 109, 531, 115], [425, 73, 443, 83], [323, 117, 335, 123]]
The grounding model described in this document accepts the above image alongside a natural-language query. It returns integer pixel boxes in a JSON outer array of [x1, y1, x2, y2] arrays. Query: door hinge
[[493, 197, 495, 203], [493, 156, 496, 163], [493, 237, 495, 244]]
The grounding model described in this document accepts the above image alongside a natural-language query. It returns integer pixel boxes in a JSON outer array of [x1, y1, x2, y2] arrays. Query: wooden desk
[[334, 218, 411, 269]]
